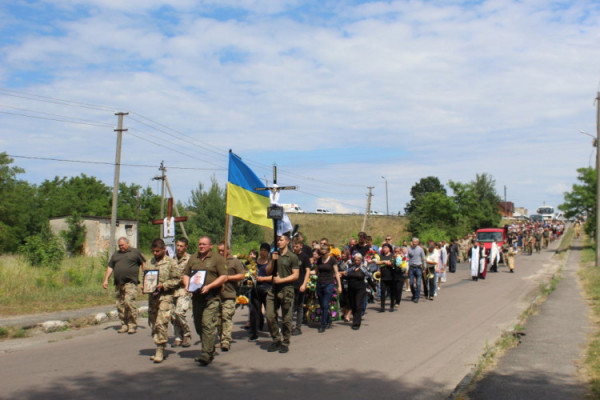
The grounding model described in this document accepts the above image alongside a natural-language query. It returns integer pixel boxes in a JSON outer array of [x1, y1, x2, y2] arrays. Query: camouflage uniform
[[146, 256, 181, 346], [542, 229, 550, 249], [266, 251, 299, 347], [171, 253, 192, 342], [535, 231, 543, 253], [217, 256, 245, 349], [183, 250, 227, 363], [109, 248, 146, 331], [116, 282, 139, 330], [458, 239, 467, 263]]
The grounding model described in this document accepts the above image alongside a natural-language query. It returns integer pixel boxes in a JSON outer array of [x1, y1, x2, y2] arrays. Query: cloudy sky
[[1, 0, 599, 217]]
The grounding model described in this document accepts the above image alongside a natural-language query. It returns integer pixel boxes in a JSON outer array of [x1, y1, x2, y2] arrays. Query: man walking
[[102, 237, 146, 334], [146, 238, 180, 363], [217, 241, 246, 352], [182, 236, 227, 366], [291, 236, 311, 336], [407, 238, 426, 303], [171, 237, 192, 348], [265, 234, 299, 354]]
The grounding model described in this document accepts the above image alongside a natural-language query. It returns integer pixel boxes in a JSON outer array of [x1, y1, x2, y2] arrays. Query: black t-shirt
[[316, 256, 337, 284], [294, 252, 311, 289], [108, 248, 146, 286], [379, 254, 394, 281], [352, 243, 370, 257]]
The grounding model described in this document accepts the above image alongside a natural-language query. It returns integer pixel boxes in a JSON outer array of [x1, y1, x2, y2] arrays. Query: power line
[[130, 111, 228, 157], [0, 111, 112, 128], [126, 130, 225, 169], [6, 154, 225, 171], [1, 88, 367, 190], [0, 104, 114, 127], [0, 88, 115, 112]]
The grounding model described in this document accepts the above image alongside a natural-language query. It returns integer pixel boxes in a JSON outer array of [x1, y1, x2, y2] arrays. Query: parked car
[[315, 208, 332, 214], [369, 210, 383, 215]]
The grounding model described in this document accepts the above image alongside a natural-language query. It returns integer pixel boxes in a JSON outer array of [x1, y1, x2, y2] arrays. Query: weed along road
[[1, 244, 562, 400]]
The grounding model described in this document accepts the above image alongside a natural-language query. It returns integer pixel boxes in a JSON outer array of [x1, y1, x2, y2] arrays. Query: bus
[[536, 206, 555, 221]]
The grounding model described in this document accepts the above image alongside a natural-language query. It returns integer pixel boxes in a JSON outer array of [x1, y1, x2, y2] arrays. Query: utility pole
[[362, 186, 374, 232], [109, 112, 128, 259], [152, 162, 166, 238], [596, 91, 600, 267], [504, 185, 507, 217], [382, 176, 389, 216]]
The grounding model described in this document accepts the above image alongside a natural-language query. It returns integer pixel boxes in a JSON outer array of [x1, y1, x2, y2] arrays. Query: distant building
[[49, 215, 138, 256], [498, 201, 515, 218], [514, 207, 528, 217]]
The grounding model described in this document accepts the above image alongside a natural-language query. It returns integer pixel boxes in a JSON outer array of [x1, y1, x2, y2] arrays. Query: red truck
[[476, 227, 508, 261]]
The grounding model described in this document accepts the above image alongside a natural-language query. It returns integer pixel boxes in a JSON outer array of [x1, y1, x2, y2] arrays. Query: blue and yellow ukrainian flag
[[226, 151, 271, 228]]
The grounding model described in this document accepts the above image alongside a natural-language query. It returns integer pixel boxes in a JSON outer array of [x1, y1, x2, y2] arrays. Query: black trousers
[[347, 284, 366, 327], [394, 275, 404, 305], [249, 285, 269, 336], [380, 280, 398, 310]]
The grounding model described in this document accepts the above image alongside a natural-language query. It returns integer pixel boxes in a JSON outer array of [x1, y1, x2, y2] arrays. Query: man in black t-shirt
[[102, 237, 146, 334], [352, 231, 371, 257], [291, 237, 311, 336]]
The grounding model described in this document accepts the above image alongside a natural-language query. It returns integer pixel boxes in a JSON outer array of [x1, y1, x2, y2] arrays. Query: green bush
[[19, 229, 65, 268]]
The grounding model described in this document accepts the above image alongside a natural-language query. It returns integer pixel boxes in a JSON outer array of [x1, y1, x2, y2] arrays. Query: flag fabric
[[226, 151, 272, 228]]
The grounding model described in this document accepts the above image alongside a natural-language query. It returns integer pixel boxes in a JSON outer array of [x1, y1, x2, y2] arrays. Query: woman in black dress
[[377, 243, 396, 312], [346, 252, 369, 330]]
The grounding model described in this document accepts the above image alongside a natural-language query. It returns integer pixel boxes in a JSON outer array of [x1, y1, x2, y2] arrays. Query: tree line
[[0, 153, 262, 258], [403, 174, 503, 242], [1, 151, 510, 261]]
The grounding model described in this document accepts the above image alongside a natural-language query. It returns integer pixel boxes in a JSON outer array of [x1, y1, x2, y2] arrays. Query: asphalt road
[[1, 245, 562, 400]]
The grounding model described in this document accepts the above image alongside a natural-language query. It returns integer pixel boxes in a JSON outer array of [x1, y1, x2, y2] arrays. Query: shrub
[[18, 228, 65, 268]]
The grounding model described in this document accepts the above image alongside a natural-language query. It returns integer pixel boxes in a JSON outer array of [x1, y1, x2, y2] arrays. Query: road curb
[[0, 302, 149, 336]]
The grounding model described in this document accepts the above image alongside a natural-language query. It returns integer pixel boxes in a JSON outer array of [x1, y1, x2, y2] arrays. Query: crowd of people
[[102, 220, 565, 366]]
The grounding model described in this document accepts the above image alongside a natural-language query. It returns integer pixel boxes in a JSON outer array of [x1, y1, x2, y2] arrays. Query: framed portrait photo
[[142, 270, 159, 294], [188, 270, 207, 293]]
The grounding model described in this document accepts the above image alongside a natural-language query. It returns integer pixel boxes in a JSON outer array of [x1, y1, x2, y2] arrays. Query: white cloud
[[1, 0, 599, 217]]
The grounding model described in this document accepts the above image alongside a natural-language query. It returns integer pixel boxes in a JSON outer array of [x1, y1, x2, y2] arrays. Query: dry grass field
[[262, 214, 410, 247]]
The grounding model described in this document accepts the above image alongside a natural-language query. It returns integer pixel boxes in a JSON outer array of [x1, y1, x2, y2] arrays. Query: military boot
[[151, 345, 165, 363], [181, 336, 191, 347]]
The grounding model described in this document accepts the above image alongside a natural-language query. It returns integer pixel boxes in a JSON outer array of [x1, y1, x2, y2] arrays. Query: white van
[[282, 203, 305, 213], [315, 208, 332, 214]]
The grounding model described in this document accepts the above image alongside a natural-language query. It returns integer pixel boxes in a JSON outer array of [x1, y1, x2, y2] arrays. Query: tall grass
[[577, 237, 600, 397], [264, 214, 410, 247], [0, 255, 114, 316]]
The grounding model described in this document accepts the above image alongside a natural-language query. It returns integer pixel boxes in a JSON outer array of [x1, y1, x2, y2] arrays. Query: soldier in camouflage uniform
[[542, 228, 550, 249], [535, 229, 543, 253], [265, 234, 299, 354], [171, 237, 192, 348], [182, 236, 227, 366], [216, 242, 246, 352], [102, 237, 146, 334], [146, 238, 181, 363]]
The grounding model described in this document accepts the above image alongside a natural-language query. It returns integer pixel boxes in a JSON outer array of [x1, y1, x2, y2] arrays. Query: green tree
[[449, 173, 502, 231], [185, 177, 262, 247], [32, 174, 111, 233], [407, 191, 459, 238], [61, 212, 87, 255], [0, 153, 36, 252], [18, 224, 65, 268], [404, 176, 446, 215], [559, 167, 596, 237]]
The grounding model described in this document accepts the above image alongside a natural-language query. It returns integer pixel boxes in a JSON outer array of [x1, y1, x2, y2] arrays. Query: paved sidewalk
[[466, 239, 592, 399]]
